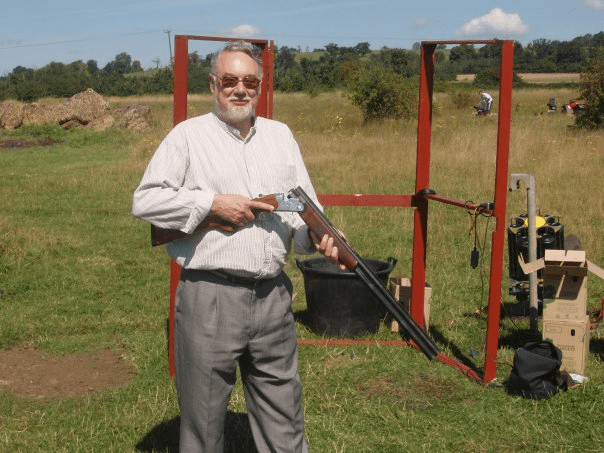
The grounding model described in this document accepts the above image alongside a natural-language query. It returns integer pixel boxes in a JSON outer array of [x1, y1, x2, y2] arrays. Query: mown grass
[[1, 88, 603, 452]]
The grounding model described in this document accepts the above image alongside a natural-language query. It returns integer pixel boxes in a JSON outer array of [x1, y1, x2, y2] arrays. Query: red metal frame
[[413, 40, 514, 382], [166, 37, 513, 384]]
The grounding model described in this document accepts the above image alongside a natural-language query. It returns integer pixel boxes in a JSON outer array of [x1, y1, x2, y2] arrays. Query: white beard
[[215, 98, 254, 124]]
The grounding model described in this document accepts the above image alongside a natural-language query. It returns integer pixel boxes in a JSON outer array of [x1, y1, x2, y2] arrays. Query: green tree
[[348, 67, 417, 123], [449, 44, 477, 62], [473, 67, 525, 88], [14, 79, 44, 101], [574, 50, 604, 129], [87, 60, 99, 75], [274, 46, 298, 90], [131, 60, 143, 72], [354, 42, 371, 55], [104, 52, 133, 75]]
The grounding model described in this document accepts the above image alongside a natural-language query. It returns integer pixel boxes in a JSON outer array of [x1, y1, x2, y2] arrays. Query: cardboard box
[[388, 278, 431, 333], [543, 316, 590, 374], [519, 249, 604, 321]]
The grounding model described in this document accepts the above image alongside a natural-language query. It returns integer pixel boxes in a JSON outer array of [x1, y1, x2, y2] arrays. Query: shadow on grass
[[136, 412, 257, 453], [429, 325, 480, 371], [498, 326, 543, 349], [589, 337, 604, 362], [293, 308, 312, 329]]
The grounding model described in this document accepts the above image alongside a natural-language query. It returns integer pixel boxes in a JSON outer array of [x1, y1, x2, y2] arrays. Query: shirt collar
[[212, 112, 257, 142]]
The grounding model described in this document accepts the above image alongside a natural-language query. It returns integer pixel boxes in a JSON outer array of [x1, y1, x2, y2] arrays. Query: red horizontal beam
[[297, 339, 410, 347], [175, 35, 271, 46], [424, 194, 494, 216], [422, 39, 503, 46], [317, 194, 413, 207]]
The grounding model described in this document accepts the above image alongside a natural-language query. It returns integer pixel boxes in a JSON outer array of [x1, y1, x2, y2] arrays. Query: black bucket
[[296, 257, 397, 337]]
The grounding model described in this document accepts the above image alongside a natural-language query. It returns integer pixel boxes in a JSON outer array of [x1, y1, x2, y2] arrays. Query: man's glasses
[[212, 74, 261, 90]]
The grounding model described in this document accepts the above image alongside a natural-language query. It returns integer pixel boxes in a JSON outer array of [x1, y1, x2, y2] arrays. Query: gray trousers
[[174, 269, 308, 453]]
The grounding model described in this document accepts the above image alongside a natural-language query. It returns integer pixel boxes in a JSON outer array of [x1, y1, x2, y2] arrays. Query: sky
[[1, 0, 604, 75]]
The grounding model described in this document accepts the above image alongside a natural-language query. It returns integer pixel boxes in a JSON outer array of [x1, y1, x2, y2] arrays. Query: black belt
[[209, 270, 269, 288]]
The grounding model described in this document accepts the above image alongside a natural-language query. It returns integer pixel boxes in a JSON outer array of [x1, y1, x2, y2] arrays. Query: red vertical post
[[482, 40, 514, 383], [168, 35, 189, 377], [173, 36, 189, 126], [266, 41, 274, 119], [257, 41, 274, 119], [411, 43, 436, 330]]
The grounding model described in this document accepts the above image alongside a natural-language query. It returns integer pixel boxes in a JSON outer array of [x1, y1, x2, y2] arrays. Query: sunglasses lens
[[220, 76, 239, 88], [243, 78, 260, 89]]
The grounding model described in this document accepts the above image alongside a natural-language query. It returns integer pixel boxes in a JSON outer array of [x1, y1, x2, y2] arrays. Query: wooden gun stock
[[150, 194, 279, 247], [289, 186, 440, 360]]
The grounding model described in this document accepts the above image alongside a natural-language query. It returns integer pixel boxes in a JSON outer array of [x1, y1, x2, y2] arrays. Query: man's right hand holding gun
[[210, 193, 277, 227]]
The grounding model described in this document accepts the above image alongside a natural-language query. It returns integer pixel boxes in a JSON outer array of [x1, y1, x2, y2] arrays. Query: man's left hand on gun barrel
[[309, 229, 346, 269]]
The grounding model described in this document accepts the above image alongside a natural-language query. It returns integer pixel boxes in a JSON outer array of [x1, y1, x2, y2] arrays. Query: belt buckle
[[213, 270, 259, 287]]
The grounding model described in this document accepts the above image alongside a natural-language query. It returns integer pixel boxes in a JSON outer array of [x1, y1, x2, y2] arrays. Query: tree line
[[1, 32, 603, 103], [0, 34, 599, 101]]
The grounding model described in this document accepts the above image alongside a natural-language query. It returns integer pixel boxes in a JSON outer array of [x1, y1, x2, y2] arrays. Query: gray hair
[[210, 41, 263, 79]]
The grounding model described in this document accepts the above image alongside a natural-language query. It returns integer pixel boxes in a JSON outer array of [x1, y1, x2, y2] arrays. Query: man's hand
[[211, 194, 275, 227], [309, 230, 347, 270]]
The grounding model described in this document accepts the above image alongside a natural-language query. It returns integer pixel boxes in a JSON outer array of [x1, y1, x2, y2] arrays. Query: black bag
[[505, 341, 566, 400]]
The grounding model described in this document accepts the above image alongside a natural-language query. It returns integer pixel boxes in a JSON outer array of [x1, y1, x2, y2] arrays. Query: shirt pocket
[[256, 163, 296, 195]]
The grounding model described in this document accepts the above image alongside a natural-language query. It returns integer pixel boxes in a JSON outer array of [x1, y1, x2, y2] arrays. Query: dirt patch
[[359, 374, 459, 409], [0, 139, 60, 148], [0, 346, 137, 399]]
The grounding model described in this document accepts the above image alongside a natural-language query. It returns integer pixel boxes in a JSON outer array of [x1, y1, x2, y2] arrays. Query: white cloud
[[415, 18, 430, 27], [585, 0, 604, 10], [220, 24, 262, 38], [455, 8, 529, 37]]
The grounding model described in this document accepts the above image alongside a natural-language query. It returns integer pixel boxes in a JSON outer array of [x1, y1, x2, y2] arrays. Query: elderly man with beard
[[132, 41, 339, 453]]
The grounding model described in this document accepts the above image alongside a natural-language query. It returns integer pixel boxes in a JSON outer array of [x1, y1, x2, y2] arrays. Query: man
[[479, 90, 493, 114], [132, 41, 338, 452]]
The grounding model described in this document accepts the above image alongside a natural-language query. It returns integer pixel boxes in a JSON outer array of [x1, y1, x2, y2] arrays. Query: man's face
[[210, 51, 261, 126]]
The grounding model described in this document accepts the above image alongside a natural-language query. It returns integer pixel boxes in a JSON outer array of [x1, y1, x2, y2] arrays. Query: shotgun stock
[[150, 194, 280, 247], [289, 186, 440, 360]]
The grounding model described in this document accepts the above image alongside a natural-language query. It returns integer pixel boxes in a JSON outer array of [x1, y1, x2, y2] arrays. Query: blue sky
[[1, 0, 603, 75]]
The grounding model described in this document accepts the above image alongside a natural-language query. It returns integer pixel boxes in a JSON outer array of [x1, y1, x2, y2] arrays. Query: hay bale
[[113, 105, 151, 130], [64, 88, 110, 124], [113, 105, 152, 120], [87, 114, 116, 132], [22, 103, 77, 126], [0, 100, 25, 130], [1, 90, 150, 132]]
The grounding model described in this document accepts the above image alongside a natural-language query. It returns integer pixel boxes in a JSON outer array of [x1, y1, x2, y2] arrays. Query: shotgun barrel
[[289, 186, 440, 360]]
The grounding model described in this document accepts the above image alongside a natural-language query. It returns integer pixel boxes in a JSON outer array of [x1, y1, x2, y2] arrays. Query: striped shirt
[[132, 112, 319, 278]]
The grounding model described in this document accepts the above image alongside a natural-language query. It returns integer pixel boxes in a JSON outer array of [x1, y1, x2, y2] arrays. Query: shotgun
[[150, 193, 304, 246], [289, 186, 440, 360]]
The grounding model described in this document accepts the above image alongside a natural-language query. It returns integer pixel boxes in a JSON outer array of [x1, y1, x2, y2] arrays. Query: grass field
[[1, 87, 604, 452]]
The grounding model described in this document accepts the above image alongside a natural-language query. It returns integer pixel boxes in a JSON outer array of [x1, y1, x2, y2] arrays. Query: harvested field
[[456, 73, 580, 83]]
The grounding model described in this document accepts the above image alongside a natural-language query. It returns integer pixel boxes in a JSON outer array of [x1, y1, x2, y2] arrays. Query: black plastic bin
[[296, 257, 397, 337]]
